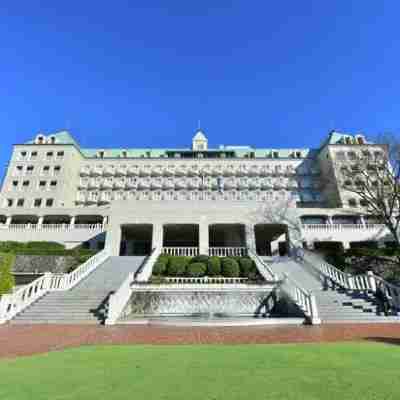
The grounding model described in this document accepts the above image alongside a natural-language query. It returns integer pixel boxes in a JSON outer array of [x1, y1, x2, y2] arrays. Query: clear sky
[[1, 1, 400, 176]]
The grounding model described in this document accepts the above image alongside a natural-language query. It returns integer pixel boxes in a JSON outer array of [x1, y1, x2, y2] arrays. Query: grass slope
[[0, 343, 399, 400]]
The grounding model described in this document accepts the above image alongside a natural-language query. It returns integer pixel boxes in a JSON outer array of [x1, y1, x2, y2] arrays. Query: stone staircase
[[11, 256, 145, 324], [263, 256, 400, 323]]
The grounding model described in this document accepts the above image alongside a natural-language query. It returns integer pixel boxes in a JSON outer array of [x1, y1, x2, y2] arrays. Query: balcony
[[126, 179, 138, 189], [99, 192, 111, 204], [79, 167, 90, 177], [163, 180, 175, 190], [115, 167, 127, 176], [91, 166, 103, 176], [138, 179, 151, 190], [139, 166, 151, 177], [224, 179, 237, 190], [175, 179, 187, 190], [114, 179, 126, 190], [127, 166, 139, 176], [151, 179, 163, 190], [78, 179, 88, 189], [88, 179, 100, 189], [101, 179, 113, 190], [103, 166, 114, 177]]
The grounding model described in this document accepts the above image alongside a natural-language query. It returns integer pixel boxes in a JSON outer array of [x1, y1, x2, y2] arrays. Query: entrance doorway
[[120, 224, 153, 256], [254, 224, 288, 256]]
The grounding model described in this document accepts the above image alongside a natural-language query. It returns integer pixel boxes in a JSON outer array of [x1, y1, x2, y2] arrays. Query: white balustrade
[[208, 247, 248, 257], [0, 273, 52, 323], [280, 272, 321, 324], [3, 223, 105, 231], [247, 248, 277, 281], [162, 247, 199, 256], [105, 272, 135, 325], [163, 276, 248, 284], [135, 247, 163, 282], [302, 223, 386, 231]]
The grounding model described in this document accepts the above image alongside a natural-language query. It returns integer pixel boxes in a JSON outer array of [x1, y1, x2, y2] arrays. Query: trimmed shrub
[[152, 261, 167, 276], [239, 257, 256, 277], [25, 241, 65, 250], [0, 253, 15, 295], [186, 262, 207, 277], [207, 256, 221, 276], [190, 255, 210, 264], [167, 256, 190, 276], [221, 257, 240, 277]]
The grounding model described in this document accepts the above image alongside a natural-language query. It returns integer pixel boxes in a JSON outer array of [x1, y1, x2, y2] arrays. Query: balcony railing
[[208, 247, 248, 257], [302, 223, 386, 231], [0, 223, 105, 231], [162, 247, 199, 256]]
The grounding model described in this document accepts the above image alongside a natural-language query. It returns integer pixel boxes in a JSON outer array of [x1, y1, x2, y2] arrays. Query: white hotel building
[[0, 129, 391, 257]]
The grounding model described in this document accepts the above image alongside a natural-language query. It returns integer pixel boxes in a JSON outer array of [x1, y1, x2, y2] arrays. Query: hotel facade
[[0, 129, 391, 257]]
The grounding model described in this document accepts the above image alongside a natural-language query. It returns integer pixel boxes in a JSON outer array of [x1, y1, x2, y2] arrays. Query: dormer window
[[273, 151, 279, 158], [97, 151, 105, 159], [121, 150, 128, 158], [356, 136, 365, 145], [35, 135, 45, 144], [48, 136, 56, 144]]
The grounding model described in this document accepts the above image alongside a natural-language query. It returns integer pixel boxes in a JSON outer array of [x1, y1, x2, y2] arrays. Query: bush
[[221, 257, 240, 277], [186, 262, 207, 277], [190, 255, 210, 264], [0, 253, 15, 295], [25, 242, 65, 250], [153, 261, 167, 276], [167, 256, 190, 276], [239, 257, 256, 277], [207, 256, 221, 276]]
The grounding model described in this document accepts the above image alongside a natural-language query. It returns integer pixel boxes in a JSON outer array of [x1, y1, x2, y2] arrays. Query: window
[[50, 180, 57, 188], [20, 151, 27, 158], [39, 181, 46, 189], [34, 199, 42, 207], [348, 198, 357, 207], [7, 199, 13, 207], [31, 151, 38, 158], [49, 136, 56, 144], [273, 151, 279, 158], [121, 151, 127, 158], [348, 152, 357, 160], [56, 151, 64, 158], [26, 166, 34, 174], [360, 199, 368, 207], [45, 199, 54, 207], [54, 166, 61, 174], [17, 199, 25, 207], [296, 151, 301, 158], [11, 181, 18, 189], [22, 180, 30, 187], [46, 151, 54, 158], [97, 151, 105, 158], [336, 151, 345, 160], [15, 165, 23, 175], [43, 166, 50, 174]]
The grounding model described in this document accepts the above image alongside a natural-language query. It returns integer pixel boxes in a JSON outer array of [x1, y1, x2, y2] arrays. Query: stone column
[[245, 224, 256, 251], [199, 218, 209, 255], [69, 216, 76, 229], [105, 224, 122, 256], [342, 241, 350, 250], [152, 223, 164, 250], [37, 216, 44, 229], [102, 215, 108, 229], [327, 216, 333, 225], [5, 216, 12, 227], [359, 215, 366, 227]]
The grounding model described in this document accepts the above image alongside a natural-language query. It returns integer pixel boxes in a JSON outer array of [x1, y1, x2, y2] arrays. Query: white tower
[[192, 129, 208, 151]]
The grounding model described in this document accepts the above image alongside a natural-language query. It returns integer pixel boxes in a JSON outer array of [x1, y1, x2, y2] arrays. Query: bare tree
[[338, 134, 400, 246]]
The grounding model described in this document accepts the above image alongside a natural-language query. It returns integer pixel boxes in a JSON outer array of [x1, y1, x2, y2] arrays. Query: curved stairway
[[11, 256, 145, 324], [263, 256, 400, 323]]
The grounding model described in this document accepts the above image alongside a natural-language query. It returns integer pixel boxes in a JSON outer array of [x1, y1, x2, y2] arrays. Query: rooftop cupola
[[192, 129, 208, 151]]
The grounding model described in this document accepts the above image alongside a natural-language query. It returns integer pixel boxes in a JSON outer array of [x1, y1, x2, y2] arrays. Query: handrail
[[247, 249, 277, 281], [0, 272, 52, 323], [302, 250, 375, 291], [105, 272, 134, 325], [135, 247, 162, 282], [279, 272, 320, 325], [48, 248, 110, 291]]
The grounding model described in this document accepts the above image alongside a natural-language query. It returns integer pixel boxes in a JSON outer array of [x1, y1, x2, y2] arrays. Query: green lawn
[[0, 342, 399, 400]]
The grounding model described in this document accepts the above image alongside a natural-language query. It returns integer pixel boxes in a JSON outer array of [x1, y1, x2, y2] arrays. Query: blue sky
[[1, 1, 400, 175]]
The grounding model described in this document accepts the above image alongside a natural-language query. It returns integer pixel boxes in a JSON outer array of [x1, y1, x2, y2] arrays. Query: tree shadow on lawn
[[365, 337, 400, 346]]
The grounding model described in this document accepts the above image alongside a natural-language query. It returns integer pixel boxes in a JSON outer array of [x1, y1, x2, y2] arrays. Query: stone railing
[[0, 223, 106, 231], [0, 272, 52, 323], [0, 248, 110, 323], [163, 276, 248, 284], [135, 247, 162, 282], [208, 247, 248, 257], [105, 272, 135, 325], [247, 249, 277, 281], [162, 247, 199, 256], [302, 223, 386, 231], [279, 272, 320, 325], [302, 250, 376, 291], [48, 248, 110, 291]]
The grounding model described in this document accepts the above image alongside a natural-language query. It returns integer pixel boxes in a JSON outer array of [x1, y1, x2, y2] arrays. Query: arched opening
[[75, 215, 103, 225], [254, 224, 288, 256], [163, 224, 199, 248], [332, 215, 359, 225], [120, 224, 153, 256], [11, 215, 39, 225], [209, 224, 246, 247], [0, 215, 7, 224], [300, 215, 328, 225], [43, 215, 70, 225]]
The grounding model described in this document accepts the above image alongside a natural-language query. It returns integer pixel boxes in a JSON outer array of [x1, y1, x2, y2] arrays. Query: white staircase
[[10, 257, 145, 324], [264, 254, 400, 324]]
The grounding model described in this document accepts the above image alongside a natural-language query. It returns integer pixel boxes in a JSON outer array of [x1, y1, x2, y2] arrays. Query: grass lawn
[[0, 342, 399, 400]]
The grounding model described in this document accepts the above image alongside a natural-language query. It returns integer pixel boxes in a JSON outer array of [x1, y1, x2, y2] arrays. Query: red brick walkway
[[1, 323, 400, 359]]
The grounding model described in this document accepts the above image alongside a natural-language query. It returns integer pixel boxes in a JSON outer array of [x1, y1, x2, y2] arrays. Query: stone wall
[[12, 255, 79, 274]]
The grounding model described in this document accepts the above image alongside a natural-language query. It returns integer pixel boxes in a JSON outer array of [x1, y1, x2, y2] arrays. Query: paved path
[[1, 324, 400, 359]]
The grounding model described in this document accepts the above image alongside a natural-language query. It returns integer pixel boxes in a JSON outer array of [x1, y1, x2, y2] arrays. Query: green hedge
[[153, 261, 167, 276], [190, 255, 210, 264], [0, 253, 16, 295], [221, 257, 240, 277], [167, 256, 191, 276], [238, 257, 256, 278], [186, 262, 207, 277], [207, 257, 221, 276]]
